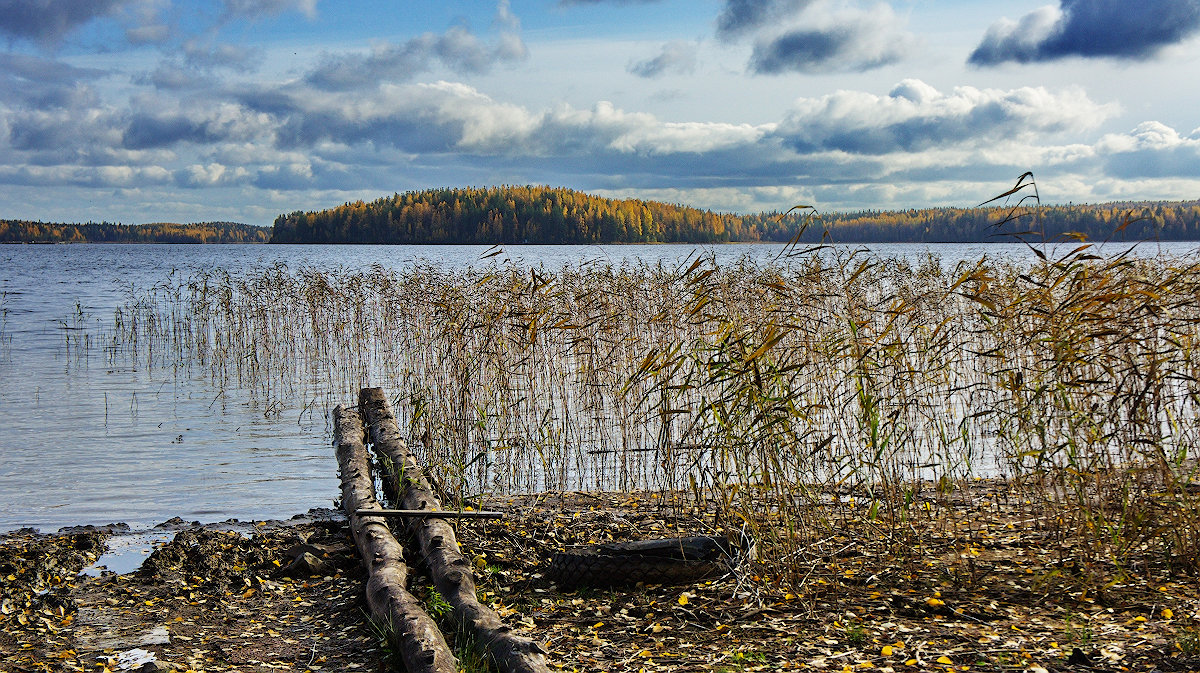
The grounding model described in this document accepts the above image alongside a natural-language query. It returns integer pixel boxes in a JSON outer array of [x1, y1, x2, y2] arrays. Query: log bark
[[358, 387, 552, 673], [332, 404, 457, 673], [354, 509, 505, 520]]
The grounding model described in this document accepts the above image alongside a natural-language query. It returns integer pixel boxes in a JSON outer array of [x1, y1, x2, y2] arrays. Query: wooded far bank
[[0, 219, 270, 244], [271, 185, 1200, 244], [6, 185, 1200, 244]]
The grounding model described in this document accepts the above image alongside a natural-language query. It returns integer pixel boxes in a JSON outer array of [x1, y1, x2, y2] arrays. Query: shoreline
[[4, 490, 1200, 672]]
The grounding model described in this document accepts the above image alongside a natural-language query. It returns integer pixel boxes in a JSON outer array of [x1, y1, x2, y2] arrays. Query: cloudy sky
[[2, 0, 1200, 225]]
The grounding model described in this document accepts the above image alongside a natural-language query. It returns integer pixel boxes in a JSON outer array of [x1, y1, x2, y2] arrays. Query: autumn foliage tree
[[270, 185, 796, 244], [271, 186, 1200, 245], [0, 220, 270, 243]]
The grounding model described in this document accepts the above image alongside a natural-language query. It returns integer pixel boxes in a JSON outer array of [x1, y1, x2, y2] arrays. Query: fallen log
[[332, 404, 457, 673], [354, 508, 505, 520], [359, 387, 552, 673], [546, 536, 739, 588]]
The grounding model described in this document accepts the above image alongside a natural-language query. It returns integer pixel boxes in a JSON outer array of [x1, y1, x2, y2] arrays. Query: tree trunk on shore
[[332, 404, 457, 673], [358, 388, 553, 673]]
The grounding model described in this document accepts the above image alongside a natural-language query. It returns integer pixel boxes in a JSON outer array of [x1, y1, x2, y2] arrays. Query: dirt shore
[[3, 490, 1200, 673]]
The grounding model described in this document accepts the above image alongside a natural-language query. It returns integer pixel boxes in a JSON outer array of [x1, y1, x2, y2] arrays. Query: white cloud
[[775, 79, 1118, 154], [749, 1, 918, 74]]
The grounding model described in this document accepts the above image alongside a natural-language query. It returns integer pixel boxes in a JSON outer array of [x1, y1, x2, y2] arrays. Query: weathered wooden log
[[332, 404, 457, 673], [359, 388, 552, 673], [354, 509, 505, 520]]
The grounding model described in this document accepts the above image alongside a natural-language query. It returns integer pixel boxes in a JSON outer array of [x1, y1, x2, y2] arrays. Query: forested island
[[271, 185, 1200, 244], [0, 219, 270, 243], [5, 186, 1200, 244]]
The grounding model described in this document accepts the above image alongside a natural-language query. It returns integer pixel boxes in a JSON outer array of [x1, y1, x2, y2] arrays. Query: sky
[[2, 0, 1200, 226]]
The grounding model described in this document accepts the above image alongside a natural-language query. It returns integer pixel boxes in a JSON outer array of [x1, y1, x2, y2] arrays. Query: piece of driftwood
[[546, 536, 741, 588], [359, 388, 552, 673], [333, 404, 457, 673], [354, 509, 505, 520]]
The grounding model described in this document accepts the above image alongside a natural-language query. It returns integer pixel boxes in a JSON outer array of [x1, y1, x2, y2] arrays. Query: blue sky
[[2, 0, 1200, 225]]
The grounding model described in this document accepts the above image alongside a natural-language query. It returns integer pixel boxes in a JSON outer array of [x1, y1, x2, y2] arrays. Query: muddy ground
[[3, 489, 1200, 673]]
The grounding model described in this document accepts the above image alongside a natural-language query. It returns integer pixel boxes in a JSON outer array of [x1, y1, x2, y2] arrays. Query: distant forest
[[6, 186, 1200, 244], [0, 219, 271, 243], [271, 185, 1200, 245]]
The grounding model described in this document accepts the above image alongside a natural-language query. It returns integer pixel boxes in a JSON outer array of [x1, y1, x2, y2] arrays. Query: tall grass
[[96, 239, 1200, 593]]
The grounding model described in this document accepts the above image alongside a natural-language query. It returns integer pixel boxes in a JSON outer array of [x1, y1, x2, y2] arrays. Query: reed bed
[[95, 245, 1200, 594]]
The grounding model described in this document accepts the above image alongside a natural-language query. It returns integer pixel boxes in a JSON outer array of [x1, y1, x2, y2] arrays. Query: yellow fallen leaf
[[882, 646, 893, 656], [936, 655, 952, 665], [904, 660, 917, 666], [677, 594, 689, 606], [926, 597, 945, 607], [1163, 608, 1174, 619], [242, 588, 256, 599]]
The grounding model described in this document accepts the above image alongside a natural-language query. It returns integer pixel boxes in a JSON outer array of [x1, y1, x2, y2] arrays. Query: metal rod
[[355, 509, 504, 520]]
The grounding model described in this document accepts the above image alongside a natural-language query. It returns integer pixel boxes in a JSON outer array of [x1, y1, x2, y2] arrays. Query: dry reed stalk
[[86, 245, 1200, 594]]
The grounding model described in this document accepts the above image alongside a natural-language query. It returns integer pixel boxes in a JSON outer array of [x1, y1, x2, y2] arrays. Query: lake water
[[3, 240, 1198, 533]]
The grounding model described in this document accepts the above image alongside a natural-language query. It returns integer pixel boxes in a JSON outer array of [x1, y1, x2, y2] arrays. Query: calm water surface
[[2, 241, 1197, 533]]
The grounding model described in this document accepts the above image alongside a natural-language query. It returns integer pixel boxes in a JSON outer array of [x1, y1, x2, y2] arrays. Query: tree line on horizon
[[271, 185, 1200, 245], [5, 186, 1200, 245], [0, 219, 271, 244]]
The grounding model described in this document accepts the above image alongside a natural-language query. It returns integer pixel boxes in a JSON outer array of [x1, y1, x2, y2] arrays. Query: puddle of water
[[81, 531, 175, 576]]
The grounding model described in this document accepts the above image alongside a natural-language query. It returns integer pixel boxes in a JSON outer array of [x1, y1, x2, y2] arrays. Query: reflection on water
[[2, 241, 1196, 533]]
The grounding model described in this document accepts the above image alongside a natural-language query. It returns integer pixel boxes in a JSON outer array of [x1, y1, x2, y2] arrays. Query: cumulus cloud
[[121, 101, 274, 150], [304, 3, 527, 91], [233, 77, 771, 163], [774, 79, 1117, 154], [713, 0, 917, 74], [303, 39, 437, 91], [0, 0, 127, 46], [749, 3, 915, 74], [970, 0, 1200, 65], [5, 106, 125, 157], [0, 52, 104, 108], [628, 41, 698, 77], [0, 164, 172, 188], [175, 162, 251, 187], [716, 0, 813, 40], [1098, 121, 1200, 178]]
